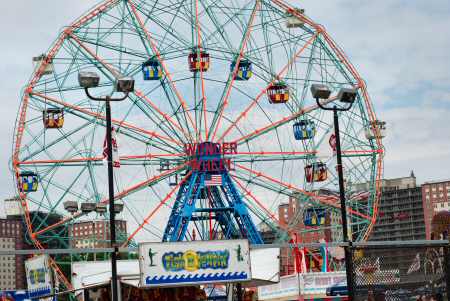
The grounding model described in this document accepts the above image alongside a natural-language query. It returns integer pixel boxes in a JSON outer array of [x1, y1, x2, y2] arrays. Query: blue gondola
[[142, 58, 162, 80], [304, 208, 327, 226], [230, 59, 252, 81], [293, 119, 316, 140], [18, 171, 38, 192]]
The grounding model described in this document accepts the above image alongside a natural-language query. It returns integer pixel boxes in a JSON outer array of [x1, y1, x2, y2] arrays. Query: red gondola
[[267, 82, 289, 104], [43, 108, 64, 129], [188, 50, 210, 72]]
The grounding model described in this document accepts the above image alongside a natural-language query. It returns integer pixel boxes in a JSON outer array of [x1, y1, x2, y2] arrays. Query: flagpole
[[105, 98, 119, 301], [294, 233, 304, 301]]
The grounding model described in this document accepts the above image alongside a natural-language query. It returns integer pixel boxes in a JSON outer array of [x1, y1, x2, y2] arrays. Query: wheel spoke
[[217, 31, 320, 142], [128, 0, 198, 138]]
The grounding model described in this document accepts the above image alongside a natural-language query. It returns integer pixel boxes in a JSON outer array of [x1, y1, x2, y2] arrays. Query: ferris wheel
[[12, 0, 383, 288]]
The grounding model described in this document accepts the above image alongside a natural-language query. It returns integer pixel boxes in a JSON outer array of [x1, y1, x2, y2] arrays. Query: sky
[[0, 0, 449, 206]]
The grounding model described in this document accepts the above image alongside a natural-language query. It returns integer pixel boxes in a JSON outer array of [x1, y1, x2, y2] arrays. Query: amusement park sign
[[139, 239, 251, 287], [25, 255, 53, 299], [184, 142, 237, 171]]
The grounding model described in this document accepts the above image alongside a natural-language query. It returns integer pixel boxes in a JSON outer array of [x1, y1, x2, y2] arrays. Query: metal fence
[[3, 241, 450, 301], [350, 241, 450, 301]]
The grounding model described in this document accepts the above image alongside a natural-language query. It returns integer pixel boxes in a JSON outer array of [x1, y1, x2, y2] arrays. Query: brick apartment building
[[421, 179, 450, 239], [0, 218, 25, 290], [361, 172, 427, 274], [368, 172, 425, 242], [69, 220, 127, 248]]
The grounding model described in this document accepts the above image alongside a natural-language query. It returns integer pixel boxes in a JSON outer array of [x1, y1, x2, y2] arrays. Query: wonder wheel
[[12, 0, 384, 288]]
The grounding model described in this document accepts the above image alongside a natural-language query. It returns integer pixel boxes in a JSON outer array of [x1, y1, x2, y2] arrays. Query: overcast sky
[[0, 0, 449, 205]]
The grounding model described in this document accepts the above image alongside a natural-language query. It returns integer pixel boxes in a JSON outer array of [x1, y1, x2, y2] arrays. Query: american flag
[[103, 127, 120, 168], [205, 174, 222, 186]]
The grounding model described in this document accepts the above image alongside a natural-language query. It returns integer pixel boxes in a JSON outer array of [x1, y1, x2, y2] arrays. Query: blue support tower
[[162, 142, 264, 244]]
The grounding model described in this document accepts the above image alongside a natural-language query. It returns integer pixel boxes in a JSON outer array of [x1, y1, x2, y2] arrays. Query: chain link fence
[[350, 241, 450, 301]]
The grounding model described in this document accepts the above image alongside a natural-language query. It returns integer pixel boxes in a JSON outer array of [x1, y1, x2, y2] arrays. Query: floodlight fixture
[[78, 71, 100, 89], [116, 77, 135, 93], [337, 87, 357, 103], [310, 84, 331, 100]]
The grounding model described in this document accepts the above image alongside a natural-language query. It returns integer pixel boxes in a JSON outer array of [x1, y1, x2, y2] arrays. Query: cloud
[[291, 0, 450, 183], [382, 105, 450, 182], [0, 1, 99, 204]]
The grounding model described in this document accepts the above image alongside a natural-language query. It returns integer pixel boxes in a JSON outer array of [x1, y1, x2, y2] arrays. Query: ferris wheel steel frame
[[12, 0, 384, 290]]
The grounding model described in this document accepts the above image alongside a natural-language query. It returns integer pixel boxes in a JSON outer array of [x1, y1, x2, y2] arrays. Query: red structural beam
[[134, 90, 190, 141], [234, 163, 370, 220], [231, 96, 337, 145], [18, 157, 103, 165], [342, 149, 384, 155], [128, 1, 197, 138], [231, 174, 287, 231], [194, 0, 208, 142], [124, 171, 192, 246], [17, 152, 185, 165], [13, 1, 120, 291], [230, 150, 316, 156], [31, 92, 181, 146], [32, 161, 190, 237], [271, 0, 384, 240], [217, 32, 319, 143], [210, 0, 261, 142]]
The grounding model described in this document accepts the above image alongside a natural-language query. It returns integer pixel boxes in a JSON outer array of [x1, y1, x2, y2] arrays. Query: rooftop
[[422, 179, 450, 185]]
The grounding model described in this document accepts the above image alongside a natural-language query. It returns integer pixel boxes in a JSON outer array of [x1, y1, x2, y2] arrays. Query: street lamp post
[[78, 72, 134, 301], [311, 84, 357, 301]]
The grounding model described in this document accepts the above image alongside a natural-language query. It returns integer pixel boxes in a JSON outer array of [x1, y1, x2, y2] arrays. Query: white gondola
[[285, 9, 305, 28], [80, 202, 96, 213], [114, 200, 124, 214], [96, 203, 107, 215], [32, 54, 53, 75], [63, 201, 78, 214], [365, 120, 386, 140]]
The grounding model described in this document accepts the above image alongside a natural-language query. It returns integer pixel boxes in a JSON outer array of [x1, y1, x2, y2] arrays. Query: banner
[[139, 239, 251, 287], [258, 272, 346, 300], [103, 127, 120, 168], [25, 255, 53, 298]]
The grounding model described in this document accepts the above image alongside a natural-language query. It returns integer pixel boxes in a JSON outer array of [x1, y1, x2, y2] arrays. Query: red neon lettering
[[184, 144, 196, 156], [190, 159, 200, 171]]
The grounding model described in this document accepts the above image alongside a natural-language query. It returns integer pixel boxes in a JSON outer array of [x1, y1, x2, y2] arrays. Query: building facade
[[421, 179, 450, 239], [367, 172, 426, 274], [69, 220, 127, 248], [369, 182, 425, 241], [0, 218, 25, 290]]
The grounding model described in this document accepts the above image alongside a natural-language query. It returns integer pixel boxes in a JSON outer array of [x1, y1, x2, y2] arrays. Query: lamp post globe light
[[78, 71, 134, 301], [311, 84, 357, 301]]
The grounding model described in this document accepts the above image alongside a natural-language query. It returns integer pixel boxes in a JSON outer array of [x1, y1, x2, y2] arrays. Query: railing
[[351, 240, 450, 301], [3, 240, 450, 301]]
